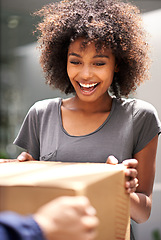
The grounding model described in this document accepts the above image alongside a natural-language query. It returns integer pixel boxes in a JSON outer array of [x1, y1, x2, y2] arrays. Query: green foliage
[[152, 230, 161, 240], [0, 151, 9, 159]]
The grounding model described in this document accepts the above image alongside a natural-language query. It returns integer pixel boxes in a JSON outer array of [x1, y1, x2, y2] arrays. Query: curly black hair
[[34, 0, 150, 98]]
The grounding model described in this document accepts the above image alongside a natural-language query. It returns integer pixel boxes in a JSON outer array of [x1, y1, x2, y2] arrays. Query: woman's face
[[67, 38, 116, 103]]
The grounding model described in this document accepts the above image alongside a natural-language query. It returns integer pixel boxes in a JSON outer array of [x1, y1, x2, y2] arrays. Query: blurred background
[[0, 0, 161, 239]]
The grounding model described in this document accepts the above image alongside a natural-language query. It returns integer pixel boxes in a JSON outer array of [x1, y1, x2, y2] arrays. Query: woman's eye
[[70, 61, 81, 65], [94, 62, 106, 66]]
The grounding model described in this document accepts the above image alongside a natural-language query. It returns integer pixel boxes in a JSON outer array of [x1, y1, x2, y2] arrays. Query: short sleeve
[[13, 103, 40, 160], [133, 99, 161, 154]]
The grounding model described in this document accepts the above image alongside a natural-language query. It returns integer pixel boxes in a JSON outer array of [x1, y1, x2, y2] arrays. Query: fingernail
[[126, 182, 130, 188], [127, 188, 131, 193], [86, 206, 96, 216], [109, 156, 118, 164], [18, 156, 25, 160]]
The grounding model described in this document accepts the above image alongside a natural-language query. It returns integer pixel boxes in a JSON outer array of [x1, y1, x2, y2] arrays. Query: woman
[[14, 0, 161, 238]]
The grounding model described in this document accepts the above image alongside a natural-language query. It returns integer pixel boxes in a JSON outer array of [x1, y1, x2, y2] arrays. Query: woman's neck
[[63, 92, 112, 114]]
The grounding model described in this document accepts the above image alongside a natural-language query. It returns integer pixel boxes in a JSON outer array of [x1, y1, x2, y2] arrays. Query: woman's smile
[[67, 38, 116, 103], [77, 81, 100, 95]]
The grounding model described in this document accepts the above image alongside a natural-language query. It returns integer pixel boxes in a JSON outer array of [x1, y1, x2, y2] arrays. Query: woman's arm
[[130, 134, 158, 223], [106, 134, 158, 224]]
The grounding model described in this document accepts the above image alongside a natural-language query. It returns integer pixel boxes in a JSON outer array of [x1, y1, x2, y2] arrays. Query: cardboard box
[[0, 161, 130, 240]]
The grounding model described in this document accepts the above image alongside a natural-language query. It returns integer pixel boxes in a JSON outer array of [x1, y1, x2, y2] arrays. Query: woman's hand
[[17, 152, 35, 161], [122, 158, 139, 193], [106, 155, 139, 194]]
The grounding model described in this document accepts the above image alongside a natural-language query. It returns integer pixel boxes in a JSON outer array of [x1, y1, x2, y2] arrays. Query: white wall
[[14, 43, 68, 111], [133, 9, 161, 240], [8, 43, 71, 156]]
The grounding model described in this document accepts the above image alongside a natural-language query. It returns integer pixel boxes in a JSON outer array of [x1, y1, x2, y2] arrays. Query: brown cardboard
[[0, 161, 130, 240]]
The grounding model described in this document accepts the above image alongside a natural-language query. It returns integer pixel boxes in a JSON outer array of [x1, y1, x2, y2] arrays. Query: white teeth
[[79, 82, 98, 88]]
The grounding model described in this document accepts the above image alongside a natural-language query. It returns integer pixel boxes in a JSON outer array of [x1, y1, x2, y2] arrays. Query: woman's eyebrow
[[68, 52, 81, 57], [68, 53, 109, 58], [93, 54, 109, 58]]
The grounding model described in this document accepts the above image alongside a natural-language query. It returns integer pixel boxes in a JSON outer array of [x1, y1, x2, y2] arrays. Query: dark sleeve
[[133, 100, 161, 154], [13, 104, 40, 160], [0, 211, 46, 240]]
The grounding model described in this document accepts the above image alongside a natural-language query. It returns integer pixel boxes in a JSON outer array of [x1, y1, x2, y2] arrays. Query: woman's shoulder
[[115, 97, 158, 116], [30, 97, 62, 113], [117, 98, 160, 131]]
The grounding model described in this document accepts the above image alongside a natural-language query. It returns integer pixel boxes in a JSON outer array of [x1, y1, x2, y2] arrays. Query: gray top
[[14, 97, 161, 163]]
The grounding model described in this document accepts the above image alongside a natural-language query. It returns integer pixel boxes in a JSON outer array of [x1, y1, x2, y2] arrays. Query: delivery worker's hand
[[106, 155, 139, 193], [17, 152, 35, 161], [34, 196, 99, 240]]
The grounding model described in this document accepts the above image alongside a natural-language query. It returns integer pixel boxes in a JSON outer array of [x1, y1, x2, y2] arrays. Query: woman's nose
[[80, 65, 93, 79]]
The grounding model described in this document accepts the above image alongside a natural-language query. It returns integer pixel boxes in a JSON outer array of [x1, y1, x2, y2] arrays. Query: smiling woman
[[33, 0, 151, 98], [67, 39, 115, 103], [13, 0, 161, 240]]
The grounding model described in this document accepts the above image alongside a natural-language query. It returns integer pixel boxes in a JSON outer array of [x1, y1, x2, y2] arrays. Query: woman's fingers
[[17, 152, 35, 161], [124, 168, 138, 179], [125, 177, 139, 193], [106, 155, 118, 165], [106, 156, 139, 193], [123, 159, 138, 193], [122, 158, 138, 168]]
